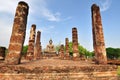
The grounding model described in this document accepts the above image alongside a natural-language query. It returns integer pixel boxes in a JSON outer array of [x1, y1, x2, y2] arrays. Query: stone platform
[[0, 57, 119, 80], [43, 52, 57, 58]]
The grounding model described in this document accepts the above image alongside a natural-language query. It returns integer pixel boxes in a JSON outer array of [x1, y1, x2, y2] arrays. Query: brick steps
[[0, 58, 119, 80], [0, 72, 118, 80]]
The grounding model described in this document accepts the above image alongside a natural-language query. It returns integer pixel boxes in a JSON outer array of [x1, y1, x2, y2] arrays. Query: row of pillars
[[59, 28, 80, 61], [26, 24, 42, 60], [5, 1, 107, 65]]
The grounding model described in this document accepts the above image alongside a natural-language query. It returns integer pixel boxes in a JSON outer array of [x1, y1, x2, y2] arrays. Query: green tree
[[106, 47, 120, 59], [22, 45, 28, 56], [68, 42, 73, 56], [68, 42, 93, 58], [55, 42, 93, 58]]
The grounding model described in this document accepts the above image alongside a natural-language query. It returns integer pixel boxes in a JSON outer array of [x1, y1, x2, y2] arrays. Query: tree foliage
[[55, 42, 93, 58], [22, 45, 28, 56], [106, 47, 120, 59]]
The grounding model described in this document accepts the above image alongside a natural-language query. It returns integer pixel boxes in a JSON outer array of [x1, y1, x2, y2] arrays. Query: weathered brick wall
[[0, 47, 6, 59], [0, 64, 118, 80]]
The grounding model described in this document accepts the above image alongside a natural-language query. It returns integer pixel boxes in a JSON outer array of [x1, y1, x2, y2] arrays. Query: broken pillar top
[[31, 24, 36, 30], [18, 1, 29, 8], [37, 31, 41, 33], [66, 38, 69, 41], [72, 27, 77, 30], [91, 4, 100, 11]]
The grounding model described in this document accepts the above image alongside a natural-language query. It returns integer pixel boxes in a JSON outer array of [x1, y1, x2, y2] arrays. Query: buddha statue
[[44, 39, 56, 53]]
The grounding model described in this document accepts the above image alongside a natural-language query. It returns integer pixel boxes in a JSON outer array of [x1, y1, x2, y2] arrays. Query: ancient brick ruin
[[34, 31, 41, 60], [5, 1, 29, 65], [65, 38, 70, 59], [59, 44, 64, 59], [0, 47, 6, 60], [0, 1, 119, 80], [91, 4, 107, 64], [72, 27, 80, 60], [26, 24, 36, 60]]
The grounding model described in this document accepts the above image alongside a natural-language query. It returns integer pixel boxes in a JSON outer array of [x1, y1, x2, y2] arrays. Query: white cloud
[[0, 0, 72, 47], [30, 0, 61, 22], [63, 16, 72, 21], [40, 8, 61, 22], [38, 26, 55, 33], [100, 0, 112, 12], [0, 20, 12, 48]]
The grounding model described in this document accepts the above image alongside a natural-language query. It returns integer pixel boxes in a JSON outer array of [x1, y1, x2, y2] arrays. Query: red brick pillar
[[72, 27, 80, 60], [59, 44, 64, 59], [26, 24, 36, 60], [34, 31, 41, 60], [5, 1, 29, 65], [91, 4, 107, 64], [65, 38, 70, 59]]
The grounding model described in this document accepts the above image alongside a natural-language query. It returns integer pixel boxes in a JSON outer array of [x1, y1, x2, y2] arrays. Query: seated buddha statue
[[44, 39, 56, 53]]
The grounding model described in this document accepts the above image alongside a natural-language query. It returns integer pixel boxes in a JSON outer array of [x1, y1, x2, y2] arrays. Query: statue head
[[49, 39, 53, 45]]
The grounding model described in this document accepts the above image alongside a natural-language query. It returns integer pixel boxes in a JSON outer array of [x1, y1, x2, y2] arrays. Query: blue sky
[[0, 0, 120, 51]]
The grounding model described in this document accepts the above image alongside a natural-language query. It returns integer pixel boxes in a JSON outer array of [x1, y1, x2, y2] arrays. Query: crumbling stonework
[[59, 45, 64, 59], [34, 31, 41, 60], [26, 24, 36, 60], [65, 38, 70, 59], [91, 4, 107, 64], [0, 47, 6, 60], [72, 27, 79, 60], [5, 1, 29, 65]]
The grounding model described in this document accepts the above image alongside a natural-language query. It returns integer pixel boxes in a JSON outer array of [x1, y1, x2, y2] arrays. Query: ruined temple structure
[[5, 1, 29, 65], [0, 47, 6, 60], [65, 38, 70, 59], [91, 4, 107, 64], [34, 31, 41, 60], [26, 24, 36, 60], [59, 44, 64, 59], [44, 39, 57, 57], [72, 27, 80, 60], [44, 39, 56, 53]]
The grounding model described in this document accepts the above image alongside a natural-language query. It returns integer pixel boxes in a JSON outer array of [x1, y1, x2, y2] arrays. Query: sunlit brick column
[[91, 4, 107, 64], [65, 38, 70, 59], [59, 44, 64, 59], [5, 1, 29, 65], [26, 24, 36, 60], [72, 27, 80, 60], [34, 31, 41, 60]]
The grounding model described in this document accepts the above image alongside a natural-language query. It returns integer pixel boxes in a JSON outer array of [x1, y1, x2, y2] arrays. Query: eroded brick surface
[[26, 24, 36, 60], [59, 45, 65, 59], [72, 27, 80, 60], [0, 58, 118, 80], [0, 47, 6, 60], [5, 1, 29, 65], [34, 31, 41, 60], [91, 4, 107, 64], [64, 38, 70, 60]]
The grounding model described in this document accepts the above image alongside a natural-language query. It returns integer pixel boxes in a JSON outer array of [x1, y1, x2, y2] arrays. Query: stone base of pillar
[[64, 55, 70, 60], [95, 59, 107, 65], [5, 57, 20, 65], [72, 53, 80, 61], [26, 54, 34, 61], [72, 57, 80, 61], [59, 53, 64, 59]]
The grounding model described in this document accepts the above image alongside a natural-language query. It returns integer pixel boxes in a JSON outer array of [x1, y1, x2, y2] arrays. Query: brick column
[[91, 4, 107, 64], [5, 1, 29, 65], [72, 27, 80, 60], [34, 31, 41, 60], [59, 44, 64, 59], [0, 47, 6, 60], [65, 38, 70, 59], [26, 24, 36, 60]]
